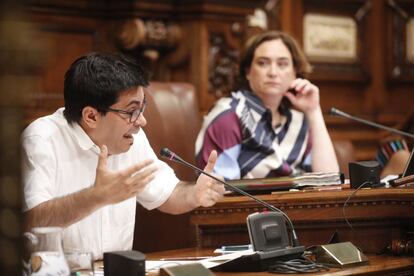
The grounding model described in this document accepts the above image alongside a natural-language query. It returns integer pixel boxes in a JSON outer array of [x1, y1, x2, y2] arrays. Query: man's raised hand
[[94, 145, 158, 205], [194, 150, 225, 207]]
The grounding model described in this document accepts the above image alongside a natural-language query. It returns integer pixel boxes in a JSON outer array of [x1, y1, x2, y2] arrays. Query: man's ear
[[81, 106, 101, 128]]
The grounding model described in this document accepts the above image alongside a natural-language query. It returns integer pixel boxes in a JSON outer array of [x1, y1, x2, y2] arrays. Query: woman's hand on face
[[284, 78, 320, 114]]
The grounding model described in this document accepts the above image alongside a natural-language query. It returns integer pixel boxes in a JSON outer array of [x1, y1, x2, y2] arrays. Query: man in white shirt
[[21, 52, 225, 259]]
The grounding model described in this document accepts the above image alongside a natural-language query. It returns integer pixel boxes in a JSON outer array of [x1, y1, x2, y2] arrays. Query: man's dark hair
[[63, 52, 149, 124]]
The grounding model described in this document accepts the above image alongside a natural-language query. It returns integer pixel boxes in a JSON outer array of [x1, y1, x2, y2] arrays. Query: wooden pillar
[[0, 2, 46, 275]]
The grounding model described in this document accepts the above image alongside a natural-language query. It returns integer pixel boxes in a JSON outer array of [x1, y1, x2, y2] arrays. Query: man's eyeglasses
[[106, 98, 147, 123]]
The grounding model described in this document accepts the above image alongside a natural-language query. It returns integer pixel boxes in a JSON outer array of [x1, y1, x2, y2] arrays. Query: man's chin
[[122, 143, 133, 153], [108, 145, 132, 155]]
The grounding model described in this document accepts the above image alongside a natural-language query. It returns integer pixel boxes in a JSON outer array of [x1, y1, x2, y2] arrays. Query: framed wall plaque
[[406, 18, 414, 63], [304, 13, 357, 63], [302, 0, 371, 82], [387, 0, 414, 83]]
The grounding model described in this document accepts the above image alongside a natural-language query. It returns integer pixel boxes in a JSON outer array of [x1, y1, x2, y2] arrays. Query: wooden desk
[[190, 188, 414, 253], [147, 247, 414, 275]]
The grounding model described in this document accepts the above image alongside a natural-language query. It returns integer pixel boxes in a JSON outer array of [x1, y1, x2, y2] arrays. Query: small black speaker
[[104, 250, 145, 276], [348, 161, 380, 189]]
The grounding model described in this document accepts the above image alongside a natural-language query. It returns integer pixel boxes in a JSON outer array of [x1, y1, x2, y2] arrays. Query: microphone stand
[[160, 148, 301, 247], [330, 107, 414, 139]]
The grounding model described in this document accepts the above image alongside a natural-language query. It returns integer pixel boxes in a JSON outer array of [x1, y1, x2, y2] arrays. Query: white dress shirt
[[21, 108, 179, 259]]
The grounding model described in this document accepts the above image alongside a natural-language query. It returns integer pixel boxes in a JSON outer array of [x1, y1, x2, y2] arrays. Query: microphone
[[329, 107, 414, 139], [160, 147, 301, 247]]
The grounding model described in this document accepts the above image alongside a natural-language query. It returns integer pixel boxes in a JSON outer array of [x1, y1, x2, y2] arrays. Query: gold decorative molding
[[193, 199, 414, 215], [208, 32, 239, 97], [386, 0, 414, 82], [114, 18, 182, 62]]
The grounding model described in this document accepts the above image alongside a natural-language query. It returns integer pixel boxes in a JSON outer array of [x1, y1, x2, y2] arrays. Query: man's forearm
[[24, 186, 106, 230], [158, 181, 199, 215]]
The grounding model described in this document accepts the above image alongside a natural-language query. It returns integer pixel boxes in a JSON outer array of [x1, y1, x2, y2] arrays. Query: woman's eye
[[278, 62, 288, 68], [256, 60, 269, 67]]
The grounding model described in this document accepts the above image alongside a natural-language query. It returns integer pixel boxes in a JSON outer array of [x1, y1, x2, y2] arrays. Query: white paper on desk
[[381, 174, 399, 187], [199, 249, 254, 268], [146, 249, 255, 272], [213, 245, 252, 254], [146, 260, 198, 272]]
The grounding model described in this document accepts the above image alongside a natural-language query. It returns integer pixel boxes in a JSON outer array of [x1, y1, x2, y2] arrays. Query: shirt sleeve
[[376, 139, 409, 168], [196, 111, 243, 180], [21, 135, 56, 211], [134, 131, 180, 210]]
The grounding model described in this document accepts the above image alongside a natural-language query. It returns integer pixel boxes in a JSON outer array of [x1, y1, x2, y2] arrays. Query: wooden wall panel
[[279, 0, 413, 160], [39, 31, 93, 93], [22, 11, 103, 124], [19, 0, 414, 253], [22, 0, 414, 159]]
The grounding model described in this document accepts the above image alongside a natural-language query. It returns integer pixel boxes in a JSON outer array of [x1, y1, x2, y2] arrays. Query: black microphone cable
[[268, 258, 330, 274], [160, 147, 301, 247], [342, 181, 371, 231]]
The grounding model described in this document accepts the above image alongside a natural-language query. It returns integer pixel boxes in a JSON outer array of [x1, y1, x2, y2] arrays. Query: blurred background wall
[[4, 0, 414, 255], [19, 0, 414, 161], [0, 1, 45, 275]]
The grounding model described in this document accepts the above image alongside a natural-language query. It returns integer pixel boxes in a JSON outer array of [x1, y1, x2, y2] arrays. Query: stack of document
[[293, 172, 344, 187], [226, 172, 344, 193], [146, 249, 254, 273]]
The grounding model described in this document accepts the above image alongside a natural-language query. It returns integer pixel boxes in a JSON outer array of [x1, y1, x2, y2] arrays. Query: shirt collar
[[241, 90, 267, 115], [241, 89, 292, 118], [71, 122, 100, 154]]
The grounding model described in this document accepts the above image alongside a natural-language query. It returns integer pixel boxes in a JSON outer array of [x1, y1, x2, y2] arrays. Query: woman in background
[[376, 110, 414, 177], [196, 31, 339, 180]]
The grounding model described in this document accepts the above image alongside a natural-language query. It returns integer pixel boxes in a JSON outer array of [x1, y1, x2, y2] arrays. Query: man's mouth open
[[123, 133, 134, 145]]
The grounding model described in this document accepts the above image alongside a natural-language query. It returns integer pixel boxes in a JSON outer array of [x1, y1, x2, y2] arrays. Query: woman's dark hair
[[238, 31, 312, 91], [63, 52, 149, 124]]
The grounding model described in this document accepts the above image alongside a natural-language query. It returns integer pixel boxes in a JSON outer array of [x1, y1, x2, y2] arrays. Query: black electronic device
[[104, 250, 145, 276], [209, 220, 305, 272], [349, 161, 381, 189], [247, 212, 289, 252], [160, 148, 305, 272], [402, 147, 414, 177], [390, 147, 414, 187], [246, 212, 304, 260]]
